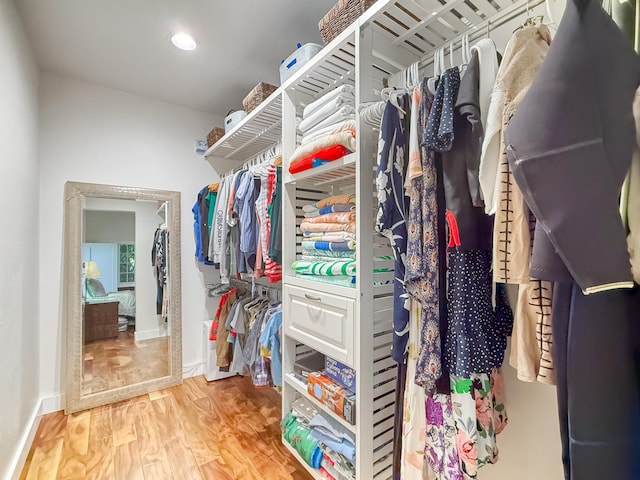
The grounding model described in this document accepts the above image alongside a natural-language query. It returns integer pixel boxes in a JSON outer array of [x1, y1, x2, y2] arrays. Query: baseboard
[[41, 393, 65, 414], [183, 362, 204, 378], [8, 398, 42, 480], [134, 327, 168, 342]]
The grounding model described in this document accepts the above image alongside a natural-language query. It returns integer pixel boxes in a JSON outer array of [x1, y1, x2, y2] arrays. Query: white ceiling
[[16, 0, 338, 116]]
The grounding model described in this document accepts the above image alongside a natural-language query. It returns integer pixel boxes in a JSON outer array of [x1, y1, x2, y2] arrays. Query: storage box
[[243, 82, 278, 114], [224, 110, 247, 133], [294, 351, 326, 380], [319, 0, 377, 45], [206, 127, 225, 147], [307, 372, 356, 424], [279, 43, 323, 84], [325, 356, 356, 391]]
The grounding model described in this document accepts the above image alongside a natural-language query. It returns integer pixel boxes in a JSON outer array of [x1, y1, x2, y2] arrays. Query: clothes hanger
[[449, 42, 455, 69], [458, 35, 469, 76], [427, 50, 439, 95], [380, 87, 407, 114], [515, 0, 545, 31]]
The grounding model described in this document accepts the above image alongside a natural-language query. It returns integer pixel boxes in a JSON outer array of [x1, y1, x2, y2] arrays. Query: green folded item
[[281, 412, 323, 468]]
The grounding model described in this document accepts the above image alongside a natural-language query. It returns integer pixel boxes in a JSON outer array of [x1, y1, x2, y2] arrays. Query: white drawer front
[[284, 284, 355, 367]]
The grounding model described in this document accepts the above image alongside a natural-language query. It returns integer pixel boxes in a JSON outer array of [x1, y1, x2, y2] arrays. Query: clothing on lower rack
[[211, 288, 282, 386]]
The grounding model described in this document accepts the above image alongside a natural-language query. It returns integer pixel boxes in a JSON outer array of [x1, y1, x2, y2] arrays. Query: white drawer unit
[[284, 284, 355, 367]]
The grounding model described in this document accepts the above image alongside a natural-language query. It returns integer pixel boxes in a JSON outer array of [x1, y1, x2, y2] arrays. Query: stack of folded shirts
[[309, 413, 356, 467], [295, 194, 356, 285], [294, 194, 394, 287], [320, 447, 356, 480], [299, 195, 356, 257], [289, 85, 356, 174]]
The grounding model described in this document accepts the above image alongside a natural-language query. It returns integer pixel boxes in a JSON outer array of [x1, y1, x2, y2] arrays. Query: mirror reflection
[[81, 197, 169, 395]]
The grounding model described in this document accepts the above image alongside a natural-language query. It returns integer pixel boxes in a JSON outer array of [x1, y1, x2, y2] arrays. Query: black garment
[[505, 2, 640, 477], [441, 51, 493, 252], [505, 0, 640, 293], [552, 284, 640, 480], [445, 250, 513, 376]]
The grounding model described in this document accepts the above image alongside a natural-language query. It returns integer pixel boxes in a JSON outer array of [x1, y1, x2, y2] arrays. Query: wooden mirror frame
[[63, 181, 182, 413]]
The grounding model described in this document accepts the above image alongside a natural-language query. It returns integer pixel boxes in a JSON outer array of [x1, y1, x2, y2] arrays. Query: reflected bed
[[85, 278, 136, 317]]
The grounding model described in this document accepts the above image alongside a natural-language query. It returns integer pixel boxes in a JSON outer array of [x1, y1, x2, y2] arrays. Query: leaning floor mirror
[[63, 181, 182, 414]]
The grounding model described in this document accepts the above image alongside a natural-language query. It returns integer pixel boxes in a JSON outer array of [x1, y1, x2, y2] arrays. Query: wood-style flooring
[[82, 327, 169, 395], [21, 375, 313, 480]]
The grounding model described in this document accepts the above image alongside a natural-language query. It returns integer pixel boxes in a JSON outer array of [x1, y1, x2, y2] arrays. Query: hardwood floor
[[21, 376, 313, 480], [82, 327, 169, 395]]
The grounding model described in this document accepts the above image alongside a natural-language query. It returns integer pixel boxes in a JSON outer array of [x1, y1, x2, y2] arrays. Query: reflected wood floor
[[21, 375, 313, 480], [83, 328, 169, 395]]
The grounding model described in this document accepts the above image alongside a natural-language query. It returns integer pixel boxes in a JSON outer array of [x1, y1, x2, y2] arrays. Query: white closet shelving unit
[[204, 85, 283, 170], [279, 0, 533, 479]]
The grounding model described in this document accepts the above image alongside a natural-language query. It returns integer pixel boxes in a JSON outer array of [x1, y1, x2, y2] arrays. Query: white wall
[[0, 0, 41, 477], [84, 210, 135, 243], [38, 72, 223, 409], [85, 197, 160, 337], [487, 345, 563, 480]]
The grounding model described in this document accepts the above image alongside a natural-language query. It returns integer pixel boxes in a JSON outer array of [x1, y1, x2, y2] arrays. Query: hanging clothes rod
[[229, 276, 281, 300], [242, 143, 282, 169], [418, 0, 546, 69]]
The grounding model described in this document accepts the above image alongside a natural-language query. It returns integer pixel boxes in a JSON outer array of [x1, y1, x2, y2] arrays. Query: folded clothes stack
[[295, 194, 393, 287], [281, 411, 323, 469], [320, 446, 356, 480], [284, 398, 357, 479], [309, 413, 357, 480], [289, 85, 356, 174]]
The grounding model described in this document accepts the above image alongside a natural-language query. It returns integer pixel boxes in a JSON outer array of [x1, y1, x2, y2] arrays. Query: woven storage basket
[[206, 127, 225, 147], [319, 0, 377, 45], [243, 82, 278, 114]]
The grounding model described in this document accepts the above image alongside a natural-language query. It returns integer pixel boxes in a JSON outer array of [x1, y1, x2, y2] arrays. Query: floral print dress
[[375, 94, 411, 364], [405, 80, 443, 394]]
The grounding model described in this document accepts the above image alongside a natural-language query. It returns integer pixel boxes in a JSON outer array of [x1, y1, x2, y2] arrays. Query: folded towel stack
[[296, 194, 357, 285], [289, 85, 356, 174], [295, 194, 394, 287]]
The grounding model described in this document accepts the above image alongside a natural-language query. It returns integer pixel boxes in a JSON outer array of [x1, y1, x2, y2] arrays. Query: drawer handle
[[304, 293, 322, 301]]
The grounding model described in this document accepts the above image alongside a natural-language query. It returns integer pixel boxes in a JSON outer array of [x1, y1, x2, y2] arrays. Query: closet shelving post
[[280, 9, 414, 480], [280, 0, 536, 478]]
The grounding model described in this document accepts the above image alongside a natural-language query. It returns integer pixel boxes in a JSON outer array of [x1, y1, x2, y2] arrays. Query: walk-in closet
[[5, 0, 640, 479]]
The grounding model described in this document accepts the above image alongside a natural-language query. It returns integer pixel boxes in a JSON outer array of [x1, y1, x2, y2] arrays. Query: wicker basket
[[242, 82, 278, 114], [319, 0, 377, 45], [206, 127, 225, 147]]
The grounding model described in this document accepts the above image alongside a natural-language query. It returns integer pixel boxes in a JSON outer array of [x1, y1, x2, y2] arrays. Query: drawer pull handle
[[304, 293, 322, 301]]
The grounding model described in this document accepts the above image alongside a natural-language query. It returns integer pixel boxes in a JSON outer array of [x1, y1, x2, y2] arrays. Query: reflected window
[[118, 243, 135, 285]]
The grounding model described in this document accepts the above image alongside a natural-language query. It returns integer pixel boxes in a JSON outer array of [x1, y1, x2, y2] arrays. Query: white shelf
[[282, 26, 357, 102], [364, 0, 519, 59], [282, 437, 324, 480], [284, 373, 357, 435], [204, 86, 283, 163], [285, 153, 357, 189]]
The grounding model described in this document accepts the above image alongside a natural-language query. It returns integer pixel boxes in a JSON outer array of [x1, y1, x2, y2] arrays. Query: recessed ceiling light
[[171, 33, 197, 51]]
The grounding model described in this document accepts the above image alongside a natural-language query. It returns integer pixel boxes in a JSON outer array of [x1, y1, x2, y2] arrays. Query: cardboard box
[[307, 372, 356, 425], [324, 356, 356, 391]]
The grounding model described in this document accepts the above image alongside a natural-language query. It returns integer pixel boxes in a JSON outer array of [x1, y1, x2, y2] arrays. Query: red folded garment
[[289, 145, 350, 174]]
